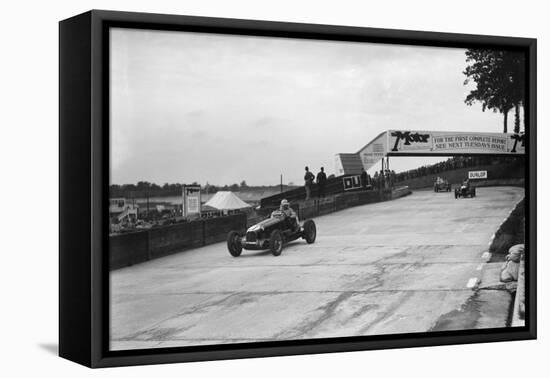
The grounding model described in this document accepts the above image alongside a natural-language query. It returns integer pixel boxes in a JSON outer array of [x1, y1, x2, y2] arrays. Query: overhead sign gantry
[[335, 130, 525, 175]]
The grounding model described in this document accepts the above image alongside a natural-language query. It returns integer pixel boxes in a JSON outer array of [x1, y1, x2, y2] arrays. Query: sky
[[110, 28, 508, 186]]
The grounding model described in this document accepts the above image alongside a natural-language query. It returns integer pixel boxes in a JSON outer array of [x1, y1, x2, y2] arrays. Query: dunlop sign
[[469, 170, 488, 179]]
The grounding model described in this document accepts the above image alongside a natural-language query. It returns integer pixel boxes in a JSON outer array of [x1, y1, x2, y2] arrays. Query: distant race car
[[226, 210, 317, 257], [455, 184, 476, 199], [433, 178, 451, 192]]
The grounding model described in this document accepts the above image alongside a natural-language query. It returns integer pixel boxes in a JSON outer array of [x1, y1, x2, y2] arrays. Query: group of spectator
[[304, 166, 328, 200]]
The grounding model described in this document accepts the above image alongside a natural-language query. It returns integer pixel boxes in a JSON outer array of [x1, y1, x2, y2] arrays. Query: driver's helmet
[[280, 199, 290, 211]]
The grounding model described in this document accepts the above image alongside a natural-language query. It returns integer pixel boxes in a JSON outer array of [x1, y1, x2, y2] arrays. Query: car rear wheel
[[303, 220, 316, 244], [269, 230, 284, 256], [227, 231, 242, 257]]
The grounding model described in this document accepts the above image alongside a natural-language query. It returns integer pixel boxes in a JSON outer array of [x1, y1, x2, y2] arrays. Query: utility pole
[[280, 174, 283, 193]]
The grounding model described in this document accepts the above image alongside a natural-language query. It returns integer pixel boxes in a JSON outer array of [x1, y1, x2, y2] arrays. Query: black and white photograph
[[108, 26, 528, 351], [3, 0, 548, 374]]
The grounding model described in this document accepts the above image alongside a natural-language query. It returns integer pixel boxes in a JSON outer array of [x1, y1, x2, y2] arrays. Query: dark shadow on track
[[235, 241, 308, 258]]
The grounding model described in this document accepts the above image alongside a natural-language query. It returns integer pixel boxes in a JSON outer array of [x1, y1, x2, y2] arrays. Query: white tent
[[204, 191, 251, 210]]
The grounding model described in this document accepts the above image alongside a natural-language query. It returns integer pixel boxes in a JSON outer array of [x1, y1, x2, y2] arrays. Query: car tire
[[269, 229, 284, 256], [303, 220, 316, 244], [227, 231, 242, 257]]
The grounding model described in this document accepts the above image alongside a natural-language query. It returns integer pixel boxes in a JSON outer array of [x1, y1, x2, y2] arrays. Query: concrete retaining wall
[[391, 186, 412, 199], [110, 213, 247, 270], [259, 186, 410, 221], [148, 221, 205, 259], [293, 189, 401, 220], [109, 230, 150, 269]]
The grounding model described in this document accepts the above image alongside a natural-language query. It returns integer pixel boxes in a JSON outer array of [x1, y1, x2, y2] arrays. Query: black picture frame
[[59, 9, 537, 368]]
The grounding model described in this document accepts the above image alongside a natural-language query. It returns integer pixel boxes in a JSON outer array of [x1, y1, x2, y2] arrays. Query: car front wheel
[[227, 231, 243, 257], [303, 220, 317, 244], [269, 230, 284, 256]]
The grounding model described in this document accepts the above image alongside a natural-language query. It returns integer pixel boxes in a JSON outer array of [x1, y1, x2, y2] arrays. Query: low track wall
[[296, 190, 388, 220], [110, 213, 247, 270], [260, 187, 410, 221]]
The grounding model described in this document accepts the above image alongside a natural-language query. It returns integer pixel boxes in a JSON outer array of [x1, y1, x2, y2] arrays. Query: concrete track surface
[[110, 186, 524, 350]]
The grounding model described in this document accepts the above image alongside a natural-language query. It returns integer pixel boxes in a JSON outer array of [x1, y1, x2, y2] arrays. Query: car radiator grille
[[246, 232, 257, 242]]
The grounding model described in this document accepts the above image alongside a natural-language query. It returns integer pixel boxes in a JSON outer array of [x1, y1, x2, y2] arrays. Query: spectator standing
[[316, 167, 327, 198], [360, 168, 368, 189], [379, 169, 385, 190], [304, 166, 315, 201]]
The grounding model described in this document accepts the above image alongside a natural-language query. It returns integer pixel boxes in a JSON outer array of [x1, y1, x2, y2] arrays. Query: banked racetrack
[[110, 186, 524, 350]]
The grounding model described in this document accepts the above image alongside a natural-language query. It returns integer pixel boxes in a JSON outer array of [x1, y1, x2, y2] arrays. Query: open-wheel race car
[[454, 184, 476, 198], [226, 210, 317, 257], [433, 177, 451, 192]]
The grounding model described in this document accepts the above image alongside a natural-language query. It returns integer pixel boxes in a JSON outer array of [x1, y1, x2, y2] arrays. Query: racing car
[[433, 177, 451, 192], [226, 210, 316, 257], [454, 184, 476, 198]]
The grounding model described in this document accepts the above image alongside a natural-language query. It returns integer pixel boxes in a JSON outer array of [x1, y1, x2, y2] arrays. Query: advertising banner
[[358, 132, 388, 171], [336, 130, 525, 175], [183, 185, 201, 216], [469, 170, 488, 179], [387, 130, 525, 155]]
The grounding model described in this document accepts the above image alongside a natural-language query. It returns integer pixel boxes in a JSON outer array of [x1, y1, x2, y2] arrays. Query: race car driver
[[278, 199, 300, 231]]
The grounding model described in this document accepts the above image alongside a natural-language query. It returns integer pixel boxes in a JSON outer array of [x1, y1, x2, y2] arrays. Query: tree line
[[109, 180, 297, 198], [463, 49, 525, 133]]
